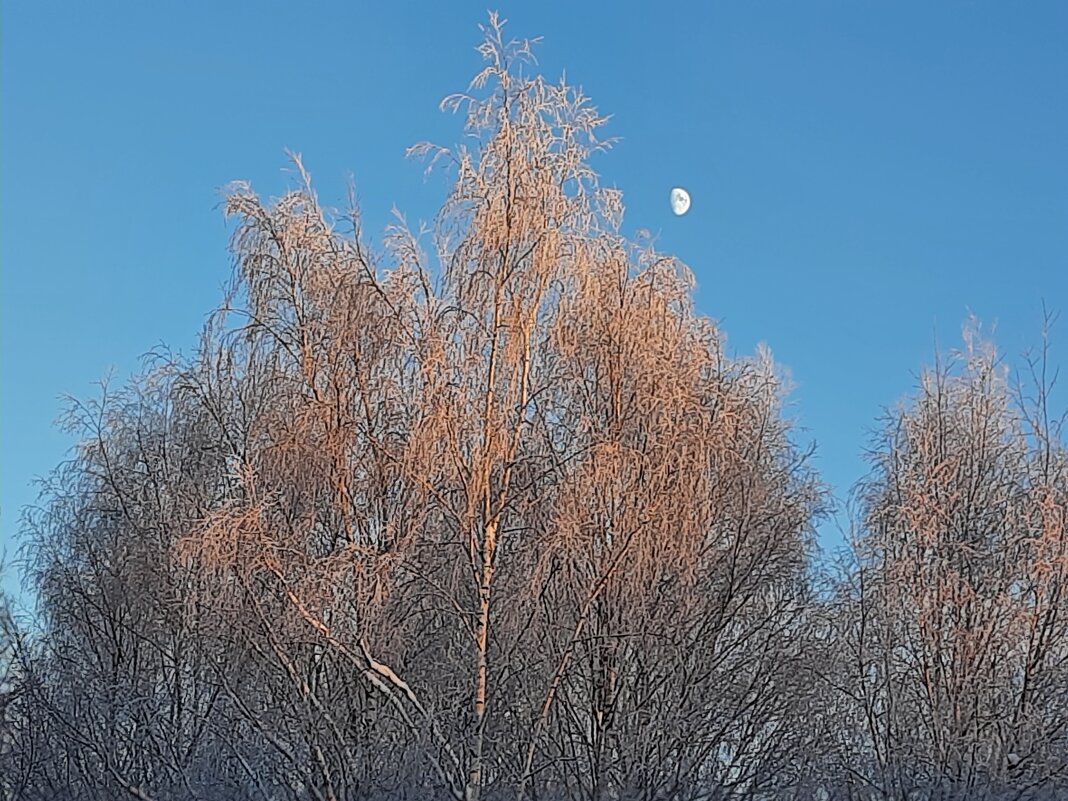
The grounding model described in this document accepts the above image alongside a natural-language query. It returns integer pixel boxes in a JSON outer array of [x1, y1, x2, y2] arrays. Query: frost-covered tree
[[9, 13, 826, 801], [827, 323, 1068, 801]]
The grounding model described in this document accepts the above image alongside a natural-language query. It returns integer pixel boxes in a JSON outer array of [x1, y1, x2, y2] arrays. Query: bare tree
[[828, 321, 1068, 801], [170, 12, 826, 801]]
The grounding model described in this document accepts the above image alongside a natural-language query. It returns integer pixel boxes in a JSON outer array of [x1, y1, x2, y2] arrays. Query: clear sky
[[3, 2, 1067, 604]]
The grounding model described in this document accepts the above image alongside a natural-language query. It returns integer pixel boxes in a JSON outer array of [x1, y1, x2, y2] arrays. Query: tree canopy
[[1, 14, 1065, 801]]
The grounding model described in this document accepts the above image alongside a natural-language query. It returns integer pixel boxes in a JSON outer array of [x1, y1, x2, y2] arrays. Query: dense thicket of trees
[[1, 15, 1065, 801]]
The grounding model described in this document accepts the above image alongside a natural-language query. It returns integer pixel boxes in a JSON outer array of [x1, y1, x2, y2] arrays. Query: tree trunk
[[467, 519, 498, 801]]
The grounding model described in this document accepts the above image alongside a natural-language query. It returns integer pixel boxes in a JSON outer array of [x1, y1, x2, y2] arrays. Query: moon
[[670, 187, 691, 216]]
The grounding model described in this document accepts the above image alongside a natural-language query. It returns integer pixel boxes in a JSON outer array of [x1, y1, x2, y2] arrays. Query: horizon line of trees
[[1, 14, 1065, 801]]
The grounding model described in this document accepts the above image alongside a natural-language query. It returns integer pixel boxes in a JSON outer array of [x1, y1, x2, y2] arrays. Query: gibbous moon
[[670, 187, 691, 216]]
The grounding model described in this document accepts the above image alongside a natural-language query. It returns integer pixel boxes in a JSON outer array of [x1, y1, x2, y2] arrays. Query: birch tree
[[830, 323, 1068, 801], [15, 13, 840, 801]]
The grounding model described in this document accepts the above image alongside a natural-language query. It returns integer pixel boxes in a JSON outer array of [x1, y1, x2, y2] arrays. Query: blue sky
[[3, 2, 1066, 603]]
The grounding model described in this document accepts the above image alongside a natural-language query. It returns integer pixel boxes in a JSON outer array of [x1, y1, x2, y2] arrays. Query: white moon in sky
[[670, 187, 691, 216]]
